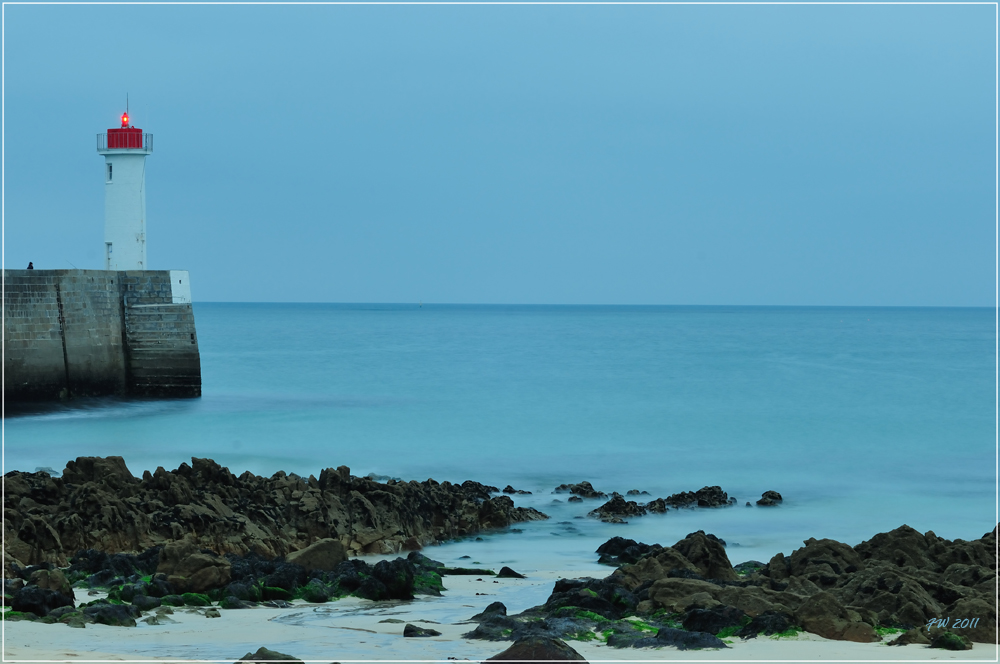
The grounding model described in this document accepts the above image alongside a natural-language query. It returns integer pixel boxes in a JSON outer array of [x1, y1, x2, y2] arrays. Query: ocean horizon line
[[191, 301, 996, 311]]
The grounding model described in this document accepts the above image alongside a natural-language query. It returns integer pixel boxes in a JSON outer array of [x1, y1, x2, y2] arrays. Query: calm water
[[3, 304, 996, 570]]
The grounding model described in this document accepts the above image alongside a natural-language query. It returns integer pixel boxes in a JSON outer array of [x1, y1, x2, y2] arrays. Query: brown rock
[[487, 636, 588, 661], [612, 548, 701, 590], [285, 538, 347, 571], [28, 569, 74, 600], [672, 531, 739, 581], [888, 627, 931, 646], [942, 596, 997, 644], [664, 486, 732, 508], [236, 647, 302, 663], [3, 455, 550, 567], [552, 481, 605, 499], [794, 591, 878, 642], [646, 578, 722, 612], [789, 537, 864, 587], [157, 538, 231, 593], [62, 456, 138, 491], [756, 490, 783, 506], [715, 585, 788, 618], [588, 495, 647, 521], [829, 563, 943, 628]]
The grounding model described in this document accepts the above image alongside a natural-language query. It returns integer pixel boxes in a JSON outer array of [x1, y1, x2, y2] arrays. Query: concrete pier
[[3, 269, 201, 401]]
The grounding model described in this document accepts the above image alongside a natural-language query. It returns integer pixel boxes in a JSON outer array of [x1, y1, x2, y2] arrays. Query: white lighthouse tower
[[97, 110, 152, 270]]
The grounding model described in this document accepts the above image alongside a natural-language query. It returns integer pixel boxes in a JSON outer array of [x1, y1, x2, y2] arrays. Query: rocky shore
[[464, 526, 998, 650], [3, 456, 996, 658], [3, 456, 547, 568]]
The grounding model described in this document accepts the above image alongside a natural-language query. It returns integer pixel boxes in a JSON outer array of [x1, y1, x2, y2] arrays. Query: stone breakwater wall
[[3, 269, 200, 400], [2, 456, 549, 571]]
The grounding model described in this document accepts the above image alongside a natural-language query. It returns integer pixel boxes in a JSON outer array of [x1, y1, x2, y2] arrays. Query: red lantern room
[[107, 110, 143, 149]]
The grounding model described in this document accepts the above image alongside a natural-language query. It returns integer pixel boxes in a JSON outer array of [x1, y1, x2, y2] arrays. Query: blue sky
[[3, 4, 995, 305]]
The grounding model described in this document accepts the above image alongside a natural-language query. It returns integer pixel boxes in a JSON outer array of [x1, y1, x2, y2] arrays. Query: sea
[[4, 304, 996, 590]]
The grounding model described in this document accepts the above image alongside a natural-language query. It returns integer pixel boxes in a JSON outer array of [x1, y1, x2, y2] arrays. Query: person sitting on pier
[[26, 262, 33, 270]]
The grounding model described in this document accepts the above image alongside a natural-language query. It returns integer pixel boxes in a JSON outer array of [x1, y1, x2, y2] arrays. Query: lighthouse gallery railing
[[97, 133, 154, 152]]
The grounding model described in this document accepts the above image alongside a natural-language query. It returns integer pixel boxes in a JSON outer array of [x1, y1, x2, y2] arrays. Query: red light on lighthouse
[[121, 112, 129, 128]]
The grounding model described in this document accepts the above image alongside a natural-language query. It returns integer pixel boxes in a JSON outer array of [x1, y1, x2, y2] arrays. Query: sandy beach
[[4, 573, 996, 662]]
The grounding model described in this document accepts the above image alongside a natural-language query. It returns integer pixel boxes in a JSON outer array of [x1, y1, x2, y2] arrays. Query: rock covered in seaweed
[[503, 524, 999, 648]]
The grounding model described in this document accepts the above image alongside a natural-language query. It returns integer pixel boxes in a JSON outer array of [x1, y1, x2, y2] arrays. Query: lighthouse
[[97, 110, 153, 270]]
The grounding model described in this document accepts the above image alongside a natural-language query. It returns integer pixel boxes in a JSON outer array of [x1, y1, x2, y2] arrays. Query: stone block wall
[[3, 269, 201, 401]]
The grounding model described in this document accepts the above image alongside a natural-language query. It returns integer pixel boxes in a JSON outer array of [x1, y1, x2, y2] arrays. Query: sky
[[2, 3, 996, 305]]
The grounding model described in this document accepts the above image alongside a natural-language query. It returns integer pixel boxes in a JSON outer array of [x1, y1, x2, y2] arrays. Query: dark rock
[[181, 592, 212, 606], [11, 585, 74, 617], [552, 481, 606, 499], [589, 496, 647, 521], [654, 627, 729, 650], [370, 558, 415, 600], [671, 531, 738, 581], [157, 538, 231, 593], [470, 601, 508, 621], [403, 623, 442, 637], [788, 536, 863, 587], [236, 647, 302, 663], [794, 591, 877, 642], [46, 605, 75, 619], [224, 582, 261, 602], [756, 490, 783, 506], [463, 614, 521, 640], [145, 574, 174, 598], [735, 611, 795, 638], [329, 559, 370, 592], [439, 567, 495, 576], [132, 594, 162, 610], [733, 561, 765, 576], [261, 586, 294, 602], [5, 456, 550, 568], [497, 567, 525, 579], [597, 537, 643, 557], [663, 486, 732, 509], [611, 628, 728, 650], [264, 562, 307, 592], [285, 538, 346, 572], [682, 605, 747, 634], [542, 577, 637, 619], [567, 496, 582, 503], [479, 495, 548, 529], [407, 551, 444, 569], [502, 485, 532, 495], [644, 498, 668, 513], [160, 594, 186, 606], [929, 632, 972, 650], [626, 490, 650, 496], [301, 579, 332, 603], [219, 596, 255, 609], [28, 569, 74, 599], [888, 627, 931, 646], [486, 635, 588, 660], [596, 537, 661, 566], [82, 603, 140, 627]]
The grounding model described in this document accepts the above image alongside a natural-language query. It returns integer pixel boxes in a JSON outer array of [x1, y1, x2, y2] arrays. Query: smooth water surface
[[4, 304, 995, 565]]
